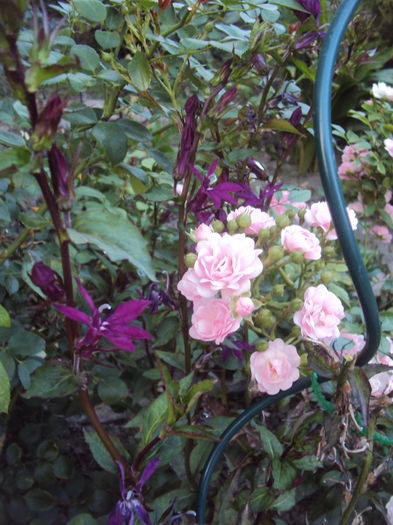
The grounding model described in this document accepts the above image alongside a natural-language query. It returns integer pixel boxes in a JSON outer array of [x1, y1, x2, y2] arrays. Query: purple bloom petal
[[54, 304, 91, 325], [136, 457, 160, 492], [75, 277, 96, 312], [103, 333, 136, 352], [207, 159, 219, 177], [112, 326, 152, 340], [107, 300, 150, 324], [133, 500, 152, 525], [295, 30, 321, 50], [30, 261, 65, 301]]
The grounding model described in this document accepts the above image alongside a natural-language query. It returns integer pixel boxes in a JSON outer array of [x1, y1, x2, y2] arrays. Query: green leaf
[[137, 392, 169, 446], [67, 514, 98, 525], [184, 380, 215, 412], [73, 0, 107, 23], [91, 121, 128, 164], [0, 360, 10, 413], [272, 488, 297, 511], [0, 146, 31, 172], [25, 56, 78, 91], [128, 51, 152, 91], [268, 0, 309, 11], [272, 459, 296, 490], [0, 305, 11, 328], [17, 358, 42, 390], [25, 488, 55, 512], [71, 44, 100, 72], [8, 330, 45, 357], [258, 425, 284, 459], [292, 57, 316, 81], [292, 455, 322, 471], [19, 211, 49, 230], [68, 207, 155, 280], [348, 368, 371, 426], [95, 30, 121, 49], [117, 119, 152, 143], [24, 362, 77, 398], [63, 107, 98, 128], [263, 118, 305, 136], [250, 487, 275, 512], [168, 424, 218, 441], [83, 430, 117, 473], [0, 130, 24, 147], [328, 283, 350, 307], [98, 377, 128, 404]]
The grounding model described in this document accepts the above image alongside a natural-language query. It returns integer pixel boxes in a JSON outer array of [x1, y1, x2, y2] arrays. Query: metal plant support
[[195, 0, 381, 522]]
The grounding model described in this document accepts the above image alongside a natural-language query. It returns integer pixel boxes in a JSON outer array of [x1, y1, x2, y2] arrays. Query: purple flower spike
[[55, 279, 151, 358], [175, 95, 200, 180], [211, 87, 238, 114], [109, 459, 159, 525], [34, 94, 67, 149], [294, 0, 321, 21], [295, 30, 324, 50], [30, 261, 65, 301], [48, 144, 70, 200]]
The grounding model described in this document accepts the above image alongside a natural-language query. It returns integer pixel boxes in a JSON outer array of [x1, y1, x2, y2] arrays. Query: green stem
[[278, 267, 295, 288], [338, 415, 375, 525]]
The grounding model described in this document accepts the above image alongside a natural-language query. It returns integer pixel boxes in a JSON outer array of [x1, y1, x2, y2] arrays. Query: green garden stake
[[196, 0, 381, 522]]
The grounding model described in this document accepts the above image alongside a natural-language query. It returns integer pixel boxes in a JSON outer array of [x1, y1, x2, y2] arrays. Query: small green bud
[[269, 226, 278, 239], [290, 298, 303, 312], [266, 245, 284, 263], [227, 219, 238, 234], [184, 253, 197, 268], [287, 209, 296, 219], [211, 219, 225, 233], [322, 246, 336, 259], [236, 213, 252, 229], [258, 228, 270, 242], [290, 250, 304, 263], [272, 284, 285, 296], [321, 271, 334, 284], [315, 260, 325, 271], [255, 340, 269, 351], [290, 325, 301, 338], [255, 308, 276, 329], [276, 214, 290, 229], [298, 208, 306, 222]]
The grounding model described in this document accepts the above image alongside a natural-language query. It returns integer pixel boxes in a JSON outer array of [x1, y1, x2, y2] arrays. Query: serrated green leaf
[[117, 119, 152, 143], [271, 487, 296, 511], [328, 283, 350, 307], [24, 363, 77, 398], [272, 459, 296, 490], [68, 207, 155, 280], [0, 305, 11, 327], [0, 360, 10, 413], [128, 51, 152, 91], [185, 380, 215, 412], [258, 425, 284, 459], [83, 430, 116, 473], [250, 486, 275, 512], [136, 392, 169, 446]]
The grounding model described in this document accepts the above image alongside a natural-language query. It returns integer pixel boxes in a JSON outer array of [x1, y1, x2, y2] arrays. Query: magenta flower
[[109, 459, 159, 525], [30, 261, 65, 301], [55, 279, 151, 357], [294, 0, 320, 21]]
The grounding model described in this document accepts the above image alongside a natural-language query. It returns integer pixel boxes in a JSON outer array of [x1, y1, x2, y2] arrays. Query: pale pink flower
[[280, 224, 321, 260], [370, 225, 392, 243], [270, 190, 307, 215], [347, 202, 364, 215], [234, 296, 255, 317], [384, 203, 393, 222], [227, 206, 275, 234], [340, 332, 365, 356], [191, 232, 263, 299], [385, 190, 392, 203], [189, 298, 241, 344], [177, 268, 202, 302], [175, 183, 184, 195], [369, 340, 393, 396], [338, 161, 363, 180], [304, 201, 357, 240], [372, 82, 393, 101], [250, 339, 300, 395], [386, 496, 393, 525], [341, 145, 356, 163], [384, 138, 393, 158], [293, 284, 345, 342], [194, 223, 213, 241]]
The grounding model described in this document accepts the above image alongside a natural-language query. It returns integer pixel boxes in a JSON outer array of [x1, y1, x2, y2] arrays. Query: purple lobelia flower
[[30, 261, 65, 301], [33, 94, 67, 150], [175, 95, 201, 180], [109, 459, 159, 525], [221, 339, 254, 362], [55, 279, 151, 357], [295, 30, 325, 50], [294, 0, 320, 21]]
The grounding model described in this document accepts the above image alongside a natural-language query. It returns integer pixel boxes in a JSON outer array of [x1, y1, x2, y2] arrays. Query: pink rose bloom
[[384, 203, 393, 222], [293, 284, 345, 342], [348, 202, 364, 215], [194, 223, 213, 241], [340, 332, 365, 356], [385, 190, 392, 203], [177, 268, 202, 301], [372, 82, 393, 101], [192, 232, 263, 298], [384, 138, 393, 158], [281, 224, 321, 260], [370, 225, 392, 243], [250, 339, 300, 395], [369, 341, 393, 396], [227, 206, 275, 234], [338, 161, 363, 180], [189, 298, 241, 344], [270, 190, 307, 215], [234, 296, 255, 317], [304, 201, 357, 240]]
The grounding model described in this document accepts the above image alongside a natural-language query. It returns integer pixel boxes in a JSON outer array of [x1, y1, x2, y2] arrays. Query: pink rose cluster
[[338, 145, 370, 181], [227, 205, 275, 234], [294, 284, 345, 343], [304, 201, 358, 240], [281, 224, 321, 260], [177, 229, 263, 344], [250, 339, 301, 395], [270, 190, 307, 215]]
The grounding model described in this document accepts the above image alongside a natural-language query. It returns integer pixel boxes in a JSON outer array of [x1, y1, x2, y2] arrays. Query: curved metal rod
[[196, 0, 381, 522]]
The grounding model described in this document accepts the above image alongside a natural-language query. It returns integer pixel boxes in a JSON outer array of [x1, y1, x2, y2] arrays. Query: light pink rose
[[194, 223, 213, 241], [338, 161, 363, 180], [250, 339, 300, 395], [177, 268, 202, 301], [270, 190, 307, 215], [348, 202, 364, 215], [189, 298, 241, 344], [370, 225, 392, 243], [227, 206, 275, 234], [304, 201, 357, 240], [234, 297, 255, 317], [293, 284, 345, 342], [340, 333, 365, 356], [281, 224, 321, 260], [192, 232, 263, 299], [385, 190, 392, 203], [384, 138, 393, 158], [384, 203, 393, 222], [369, 340, 393, 396], [372, 82, 393, 101]]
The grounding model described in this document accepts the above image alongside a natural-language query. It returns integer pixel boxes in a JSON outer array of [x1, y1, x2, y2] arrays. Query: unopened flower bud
[[30, 261, 65, 301], [287, 209, 296, 219], [258, 228, 270, 242], [315, 260, 325, 271], [298, 208, 306, 222], [276, 214, 290, 229], [236, 213, 252, 229], [227, 219, 238, 234], [323, 246, 336, 259], [211, 219, 225, 233], [184, 253, 197, 268], [255, 308, 276, 329], [321, 271, 333, 284], [266, 246, 284, 263], [235, 297, 255, 317], [272, 284, 285, 296], [255, 340, 269, 351], [290, 298, 303, 312], [290, 250, 304, 263]]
